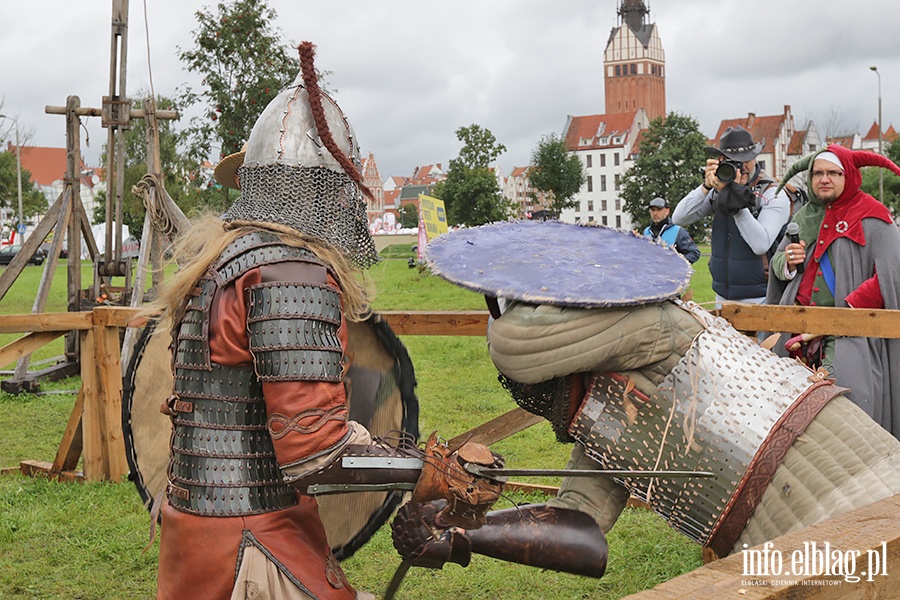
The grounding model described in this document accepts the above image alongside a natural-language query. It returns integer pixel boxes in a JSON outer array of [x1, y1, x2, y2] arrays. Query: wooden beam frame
[[721, 303, 900, 338]]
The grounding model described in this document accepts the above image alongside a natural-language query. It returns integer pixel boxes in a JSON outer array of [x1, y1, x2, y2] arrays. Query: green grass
[[0, 248, 715, 599]]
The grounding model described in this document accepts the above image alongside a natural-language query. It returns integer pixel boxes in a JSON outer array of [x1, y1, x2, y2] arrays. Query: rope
[[141, 0, 156, 100]]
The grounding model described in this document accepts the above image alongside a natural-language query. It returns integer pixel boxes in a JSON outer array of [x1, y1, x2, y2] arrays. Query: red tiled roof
[[863, 121, 881, 141], [383, 189, 400, 206], [788, 131, 805, 155], [8, 145, 88, 187], [509, 166, 528, 177], [827, 136, 855, 148], [630, 128, 649, 155], [885, 125, 898, 143], [564, 111, 638, 151], [714, 112, 785, 154], [412, 164, 438, 180]]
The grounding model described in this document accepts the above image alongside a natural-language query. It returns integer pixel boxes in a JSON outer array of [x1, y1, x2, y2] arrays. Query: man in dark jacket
[[642, 197, 700, 263], [673, 126, 790, 305]]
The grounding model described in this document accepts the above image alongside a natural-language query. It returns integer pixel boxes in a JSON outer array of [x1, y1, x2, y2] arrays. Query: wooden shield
[[426, 220, 692, 307], [121, 314, 419, 560]]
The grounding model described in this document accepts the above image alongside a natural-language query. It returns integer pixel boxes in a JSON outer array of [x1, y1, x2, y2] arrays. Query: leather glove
[[391, 500, 472, 569], [411, 433, 506, 529]]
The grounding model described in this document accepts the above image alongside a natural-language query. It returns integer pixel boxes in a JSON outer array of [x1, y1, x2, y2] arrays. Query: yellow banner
[[419, 195, 449, 240]]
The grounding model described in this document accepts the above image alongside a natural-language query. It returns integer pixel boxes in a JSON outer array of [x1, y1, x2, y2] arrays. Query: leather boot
[[392, 502, 608, 578]]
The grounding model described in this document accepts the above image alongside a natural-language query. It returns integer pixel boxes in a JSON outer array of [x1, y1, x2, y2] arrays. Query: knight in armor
[[392, 222, 900, 580], [149, 42, 425, 600]]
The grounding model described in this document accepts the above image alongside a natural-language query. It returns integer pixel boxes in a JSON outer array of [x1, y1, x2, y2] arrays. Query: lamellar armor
[[165, 231, 343, 516]]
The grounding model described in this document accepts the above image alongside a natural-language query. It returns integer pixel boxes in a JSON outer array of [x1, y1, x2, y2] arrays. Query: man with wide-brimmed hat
[[767, 144, 900, 439], [673, 125, 791, 304]]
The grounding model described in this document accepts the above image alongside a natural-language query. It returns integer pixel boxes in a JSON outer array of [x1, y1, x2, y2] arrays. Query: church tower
[[604, 0, 666, 121]]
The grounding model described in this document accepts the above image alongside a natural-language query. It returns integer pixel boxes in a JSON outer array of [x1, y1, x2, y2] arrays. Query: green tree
[[0, 150, 47, 221], [621, 112, 709, 241], [177, 0, 295, 167], [527, 133, 585, 216], [92, 95, 208, 238], [433, 124, 511, 226], [860, 137, 900, 214], [399, 204, 418, 229]]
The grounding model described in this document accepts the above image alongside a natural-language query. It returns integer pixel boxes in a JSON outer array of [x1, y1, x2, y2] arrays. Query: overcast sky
[[1, 1, 897, 180]]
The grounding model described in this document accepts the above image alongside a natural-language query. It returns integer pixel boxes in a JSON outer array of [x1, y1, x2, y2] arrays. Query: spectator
[[767, 144, 900, 439], [672, 126, 790, 305], [642, 197, 700, 263]]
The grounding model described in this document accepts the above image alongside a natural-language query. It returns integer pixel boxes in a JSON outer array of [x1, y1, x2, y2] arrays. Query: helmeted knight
[[147, 42, 501, 600], [391, 220, 900, 580]]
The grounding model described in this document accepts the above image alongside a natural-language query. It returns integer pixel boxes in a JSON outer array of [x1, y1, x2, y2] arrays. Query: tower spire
[[619, 0, 649, 33], [605, 0, 665, 121]]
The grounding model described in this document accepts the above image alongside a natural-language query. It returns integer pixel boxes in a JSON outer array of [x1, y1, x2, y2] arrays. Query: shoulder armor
[[247, 281, 344, 382], [214, 232, 325, 286]]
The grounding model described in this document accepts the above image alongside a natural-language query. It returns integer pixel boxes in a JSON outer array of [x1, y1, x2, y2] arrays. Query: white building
[[559, 109, 649, 230]]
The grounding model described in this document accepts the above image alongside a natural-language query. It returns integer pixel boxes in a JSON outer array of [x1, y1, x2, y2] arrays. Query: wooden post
[[52, 389, 84, 473], [93, 306, 129, 480], [78, 308, 128, 481], [79, 326, 103, 479], [66, 94, 83, 361]]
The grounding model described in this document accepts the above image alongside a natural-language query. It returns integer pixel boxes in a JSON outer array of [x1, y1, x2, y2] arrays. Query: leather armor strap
[[705, 381, 848, 557]]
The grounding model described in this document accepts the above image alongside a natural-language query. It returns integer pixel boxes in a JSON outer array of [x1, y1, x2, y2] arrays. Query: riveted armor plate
[[168, 362, 297, 516], [166, 482, 299, 517], [215, 243, 323, 286], [163, 232, 345, 516], [569, 308, 815, 545]]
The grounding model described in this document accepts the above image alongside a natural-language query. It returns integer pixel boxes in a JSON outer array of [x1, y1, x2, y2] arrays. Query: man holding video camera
[[673, 126, 790, 305]]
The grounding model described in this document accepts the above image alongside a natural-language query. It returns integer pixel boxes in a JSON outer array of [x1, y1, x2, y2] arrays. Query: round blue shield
[[425, 221, 692, 307]]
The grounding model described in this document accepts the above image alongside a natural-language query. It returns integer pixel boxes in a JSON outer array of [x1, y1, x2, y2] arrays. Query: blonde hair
[[148, 214, 373, 332]]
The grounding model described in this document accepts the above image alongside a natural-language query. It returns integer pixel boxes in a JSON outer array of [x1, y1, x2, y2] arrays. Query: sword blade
[[383, 559, 411, 600], [465, 465, 715, 479]]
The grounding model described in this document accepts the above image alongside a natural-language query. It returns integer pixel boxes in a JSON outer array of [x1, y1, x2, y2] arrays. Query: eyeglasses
[[811, 170, 844, 180]]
